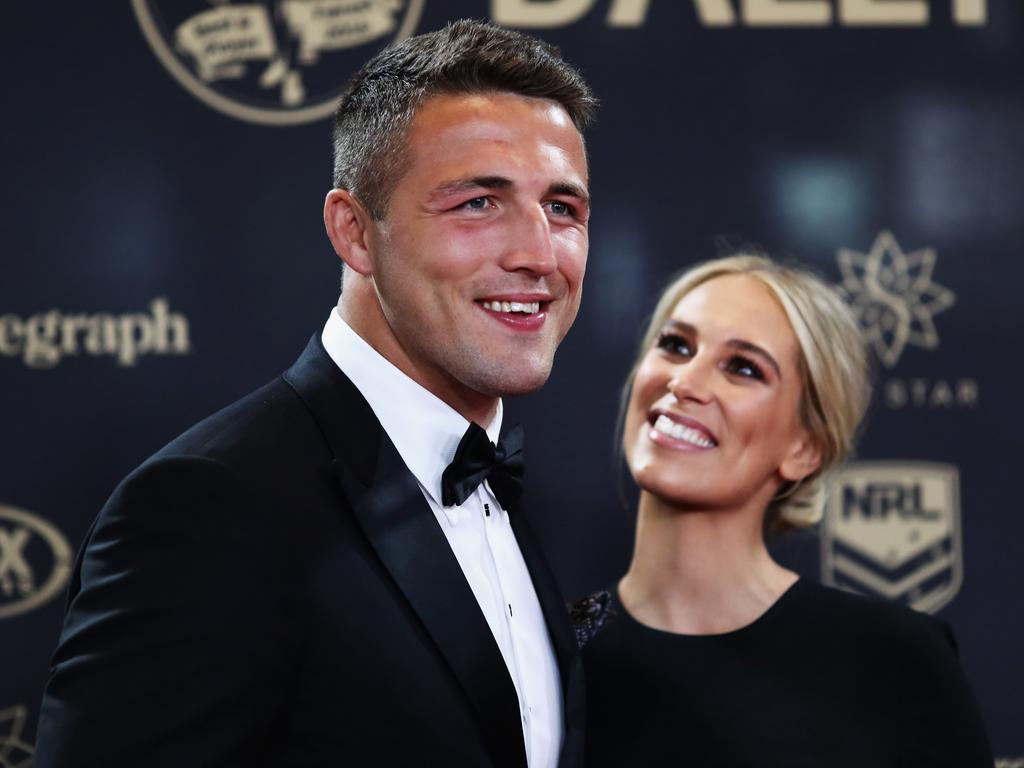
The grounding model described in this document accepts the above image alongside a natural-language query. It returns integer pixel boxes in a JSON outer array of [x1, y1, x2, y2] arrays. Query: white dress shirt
[[321, 309, 563, 768]]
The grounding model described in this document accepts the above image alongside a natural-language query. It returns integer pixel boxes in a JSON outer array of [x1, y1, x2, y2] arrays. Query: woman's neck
[[618, 491, 798, 635]]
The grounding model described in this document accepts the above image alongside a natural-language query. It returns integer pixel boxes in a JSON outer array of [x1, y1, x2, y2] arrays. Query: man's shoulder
[[91, 362, 370, 545], [101, 376, 317, 518], [115, 348, 370, 502], [158, 375, 317, 467], [153, 340, 375, 474]]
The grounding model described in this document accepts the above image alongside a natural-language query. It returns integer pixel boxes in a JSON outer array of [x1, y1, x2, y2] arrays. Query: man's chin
[[469, 361, 553, 398]]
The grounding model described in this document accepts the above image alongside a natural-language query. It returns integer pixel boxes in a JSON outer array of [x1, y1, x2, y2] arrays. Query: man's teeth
[[653, 414, 714, 448], [482, 300, 541, 314]]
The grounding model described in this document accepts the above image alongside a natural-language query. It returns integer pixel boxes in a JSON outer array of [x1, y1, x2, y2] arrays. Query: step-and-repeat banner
[[3, 2, 1020, 763]]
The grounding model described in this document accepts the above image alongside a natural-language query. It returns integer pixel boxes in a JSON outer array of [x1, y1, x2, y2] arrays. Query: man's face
[[364, 91, 590, 410]]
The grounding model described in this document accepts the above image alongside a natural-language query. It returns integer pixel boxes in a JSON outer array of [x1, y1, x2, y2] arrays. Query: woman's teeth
[[653, 414, 715, 448], [482, 300, 541, 314]]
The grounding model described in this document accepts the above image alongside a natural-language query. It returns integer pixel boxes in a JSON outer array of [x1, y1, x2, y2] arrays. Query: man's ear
[[324, 189, 375, 276], [779, 432, 823, 483]]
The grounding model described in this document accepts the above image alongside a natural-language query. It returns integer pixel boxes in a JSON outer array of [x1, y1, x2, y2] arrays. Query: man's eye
[[462, 197, 489, 210], [656, 333, 692, 357], [727, 355, 765, 381], [547, 201, 574, 217]]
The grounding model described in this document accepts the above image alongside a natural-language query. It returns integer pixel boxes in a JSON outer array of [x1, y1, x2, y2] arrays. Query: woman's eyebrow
[[662, 320, 782, 379], [661, 319, 695, 335]]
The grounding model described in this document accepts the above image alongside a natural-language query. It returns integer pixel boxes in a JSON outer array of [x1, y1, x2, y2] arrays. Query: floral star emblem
[[837, 230, 956, 368], [0, 706, 33, 768]]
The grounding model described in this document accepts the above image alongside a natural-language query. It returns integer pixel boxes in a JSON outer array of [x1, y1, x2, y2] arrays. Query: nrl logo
[[0, 505, 72, 620], [821, 462, 962, 614], [836, 230, 955, 368], [132, 0, 426, 125], [0, 705, 33, 767]]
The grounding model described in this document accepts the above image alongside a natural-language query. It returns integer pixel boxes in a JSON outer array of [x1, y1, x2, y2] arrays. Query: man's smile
[[479, 300, 542, 314], [475, 294, 554, 331]]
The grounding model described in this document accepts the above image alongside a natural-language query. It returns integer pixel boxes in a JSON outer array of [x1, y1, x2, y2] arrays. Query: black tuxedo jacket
[[36, 337, 584, 767]]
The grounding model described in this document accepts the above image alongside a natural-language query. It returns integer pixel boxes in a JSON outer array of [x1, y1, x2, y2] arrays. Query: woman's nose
[[667, 362, 712, 404]]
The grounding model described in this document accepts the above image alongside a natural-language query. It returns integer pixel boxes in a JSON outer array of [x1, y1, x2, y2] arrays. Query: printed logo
[[0, 505, 73, 620], [836, 230, 976, 410], [837, 230, 955, 369], [821, 462, 962, 613], [132, 0, 427, 125], [0, 298, 191, 369], [0, 705, 32, 768], [492, 0, 987, 27]]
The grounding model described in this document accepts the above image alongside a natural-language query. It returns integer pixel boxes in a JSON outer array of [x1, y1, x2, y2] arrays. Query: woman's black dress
[[573, 579, 992, 767]]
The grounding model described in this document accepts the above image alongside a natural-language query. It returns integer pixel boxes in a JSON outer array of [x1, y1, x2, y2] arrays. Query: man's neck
[[338, 301, 499, 427]]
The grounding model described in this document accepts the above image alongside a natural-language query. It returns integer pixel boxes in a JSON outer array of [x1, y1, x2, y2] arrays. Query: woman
[[574, 254, 992, 767]]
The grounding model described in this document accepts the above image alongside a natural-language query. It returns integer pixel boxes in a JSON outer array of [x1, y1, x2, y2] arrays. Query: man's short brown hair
[[332, 19, 597, 220]]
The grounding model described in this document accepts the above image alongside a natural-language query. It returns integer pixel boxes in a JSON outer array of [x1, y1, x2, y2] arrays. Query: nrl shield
[[821, 462, 962, 614]]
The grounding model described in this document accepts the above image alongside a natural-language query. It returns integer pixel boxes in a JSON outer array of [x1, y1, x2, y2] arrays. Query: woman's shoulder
[[568, 579, 959, 660], [569, 589, 616, 649], [797, 583, 991, 762], [793, 580, 957, 655]]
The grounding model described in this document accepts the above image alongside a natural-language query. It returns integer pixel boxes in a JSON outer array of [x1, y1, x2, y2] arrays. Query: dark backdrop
[[2, 1, 1020, 762]]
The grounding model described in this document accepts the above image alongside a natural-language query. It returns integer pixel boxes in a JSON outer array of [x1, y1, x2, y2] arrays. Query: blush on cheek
[[555, 227, 587, 248], [556, 241, 587, 272]]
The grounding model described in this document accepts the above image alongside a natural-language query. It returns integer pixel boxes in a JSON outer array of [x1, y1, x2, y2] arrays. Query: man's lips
[[479, 299, 542, 314], [475, 295, 553, 331], [647, 409, 717, 450]]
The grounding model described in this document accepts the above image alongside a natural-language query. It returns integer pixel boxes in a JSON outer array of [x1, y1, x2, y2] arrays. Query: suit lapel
[[284, 336, 527, 768], [507, 498, 586, 765], [505, 500, 574, 685]]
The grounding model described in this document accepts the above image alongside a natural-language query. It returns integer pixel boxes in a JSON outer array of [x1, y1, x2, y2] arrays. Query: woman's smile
[[647, 410, 717, 450], [625, 273, 814, 512]]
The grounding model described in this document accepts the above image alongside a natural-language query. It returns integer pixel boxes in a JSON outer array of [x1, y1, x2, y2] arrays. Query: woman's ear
[[780, 432, 823, 483], [324, 189, 375, 276]]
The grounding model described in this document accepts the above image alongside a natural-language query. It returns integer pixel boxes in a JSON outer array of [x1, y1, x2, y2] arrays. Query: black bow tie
[[441, 423, 524, 509]]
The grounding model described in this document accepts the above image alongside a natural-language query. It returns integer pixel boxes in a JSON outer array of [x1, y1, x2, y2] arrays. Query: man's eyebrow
[[548, 182, 590, 206], [428, 177, 590, 206], [660, 320, 782, 379], [430, 176, 513, 198]]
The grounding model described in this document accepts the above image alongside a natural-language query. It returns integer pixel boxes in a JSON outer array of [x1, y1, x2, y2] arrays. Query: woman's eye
[[656, 333, 692, 357], [727, 355, 765, 381]]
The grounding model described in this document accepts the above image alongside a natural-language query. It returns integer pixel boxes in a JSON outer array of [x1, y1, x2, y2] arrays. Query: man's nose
[[499, 205, 558, 275]]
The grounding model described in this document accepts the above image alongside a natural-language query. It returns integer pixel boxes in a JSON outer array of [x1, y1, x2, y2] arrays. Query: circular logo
[[0, 504, 72, 620], [132, 0, 427, 125]]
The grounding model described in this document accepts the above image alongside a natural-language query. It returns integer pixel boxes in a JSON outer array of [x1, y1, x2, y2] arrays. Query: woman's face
[[624, 274, 820, 512]]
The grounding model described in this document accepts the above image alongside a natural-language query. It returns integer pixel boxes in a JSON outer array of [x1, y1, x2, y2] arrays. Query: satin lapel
[[506, 499, 575, 689], [507, 498, 586, 764], [283, 336, 528, 768]]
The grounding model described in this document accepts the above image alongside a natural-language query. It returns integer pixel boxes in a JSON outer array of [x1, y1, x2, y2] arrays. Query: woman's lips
[[647, 410, 717, 450]]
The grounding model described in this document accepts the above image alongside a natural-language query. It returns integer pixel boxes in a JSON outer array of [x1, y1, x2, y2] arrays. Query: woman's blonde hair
[[623, 254, 872, 531]]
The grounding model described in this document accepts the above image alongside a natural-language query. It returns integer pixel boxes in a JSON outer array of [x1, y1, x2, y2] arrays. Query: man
[[35, 19, 596, 768]]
